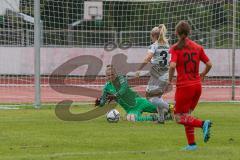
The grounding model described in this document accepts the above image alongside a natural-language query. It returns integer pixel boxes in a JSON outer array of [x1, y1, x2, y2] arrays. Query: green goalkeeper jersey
[[99, 75, 156, 114]]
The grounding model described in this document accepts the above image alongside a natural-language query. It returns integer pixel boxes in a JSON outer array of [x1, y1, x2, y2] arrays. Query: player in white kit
[[136, 24, 173, 123]]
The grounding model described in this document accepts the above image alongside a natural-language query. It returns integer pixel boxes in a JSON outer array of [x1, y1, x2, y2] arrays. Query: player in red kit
[[168, 20, 213, 151]]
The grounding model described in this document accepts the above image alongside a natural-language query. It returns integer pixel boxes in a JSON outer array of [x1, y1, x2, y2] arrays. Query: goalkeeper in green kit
[[95, 65, 172, 123]]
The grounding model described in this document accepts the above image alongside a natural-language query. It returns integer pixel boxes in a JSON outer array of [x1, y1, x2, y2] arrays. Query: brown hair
[[175, 20, 191, 49]]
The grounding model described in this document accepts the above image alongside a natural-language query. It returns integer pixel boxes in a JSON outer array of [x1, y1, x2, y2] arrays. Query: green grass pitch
[[0, 102, 239, 160]]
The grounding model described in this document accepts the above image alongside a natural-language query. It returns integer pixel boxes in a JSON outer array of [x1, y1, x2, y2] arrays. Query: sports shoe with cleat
[[169, 104, 174, 113], [202, 120, 212, 143], [150, 114, 164, 124], [157, 115, 165, 124], [166, 104, 174, 120], [182, 144, 197, 151], [164, 112, 172, 120]]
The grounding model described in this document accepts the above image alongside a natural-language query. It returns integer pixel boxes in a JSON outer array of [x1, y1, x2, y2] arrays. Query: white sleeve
[[147, 45, 155, 54]]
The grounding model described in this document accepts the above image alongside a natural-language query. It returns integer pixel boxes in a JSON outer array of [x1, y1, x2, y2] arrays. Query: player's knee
[[126, 114, 136, 122], [175, 113, 191, 123], [148, 97, 160, 107]]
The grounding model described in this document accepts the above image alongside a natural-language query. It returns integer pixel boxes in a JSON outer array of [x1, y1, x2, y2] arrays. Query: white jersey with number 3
[[148, 42, 170, 77], [146, 42, 170, 96], [148, 42, 170, 68]]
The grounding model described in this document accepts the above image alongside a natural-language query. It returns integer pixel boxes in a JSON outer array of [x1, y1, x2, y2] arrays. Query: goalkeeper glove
[[106, 94, 117, 104], [95, 98, 101, 107]]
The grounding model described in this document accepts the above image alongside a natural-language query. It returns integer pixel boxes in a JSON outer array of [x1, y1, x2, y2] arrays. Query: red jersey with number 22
[[169, 38, 209, 87]]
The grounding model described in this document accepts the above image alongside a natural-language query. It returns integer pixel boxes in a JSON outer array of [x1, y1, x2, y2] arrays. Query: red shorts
[[174, 83, 202, 114]]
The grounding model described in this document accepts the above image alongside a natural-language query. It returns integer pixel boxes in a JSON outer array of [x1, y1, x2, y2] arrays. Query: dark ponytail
[[175, 20, 191, 50]]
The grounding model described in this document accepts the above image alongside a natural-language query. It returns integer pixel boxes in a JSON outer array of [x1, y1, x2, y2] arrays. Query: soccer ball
[[106, 109, 120, 123]]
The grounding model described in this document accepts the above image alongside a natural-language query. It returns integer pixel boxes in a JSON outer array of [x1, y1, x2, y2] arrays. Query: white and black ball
[[106, 109, 120, 123]]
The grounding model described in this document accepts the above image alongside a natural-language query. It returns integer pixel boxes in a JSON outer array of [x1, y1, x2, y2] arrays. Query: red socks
[[185, 126, 195, 145], [178, 114, 203, 128], [178, 114, 203, 145]]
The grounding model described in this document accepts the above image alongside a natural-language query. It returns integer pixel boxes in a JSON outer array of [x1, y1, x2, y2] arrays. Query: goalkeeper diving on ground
[[95, 65, 173, 123]]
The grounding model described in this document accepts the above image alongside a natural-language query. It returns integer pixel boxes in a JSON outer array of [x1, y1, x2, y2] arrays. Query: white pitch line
[[3, 149, 171, 159], [0, 106, 20, 110]]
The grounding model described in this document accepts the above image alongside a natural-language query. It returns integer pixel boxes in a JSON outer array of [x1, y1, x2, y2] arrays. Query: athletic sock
[[185, 126, 195, 145], [178, 114, 203, 128]]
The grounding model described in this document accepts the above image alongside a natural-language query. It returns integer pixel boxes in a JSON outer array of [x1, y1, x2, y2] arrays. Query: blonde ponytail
[[158, 24, 168, 44]]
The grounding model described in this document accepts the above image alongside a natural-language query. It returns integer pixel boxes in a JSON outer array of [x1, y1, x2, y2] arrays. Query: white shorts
[[146, 71, 169, 96]]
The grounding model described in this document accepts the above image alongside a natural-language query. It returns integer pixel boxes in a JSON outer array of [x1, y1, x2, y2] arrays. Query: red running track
[[0, 86, 239, 104], [0, 76, 239, 104]]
